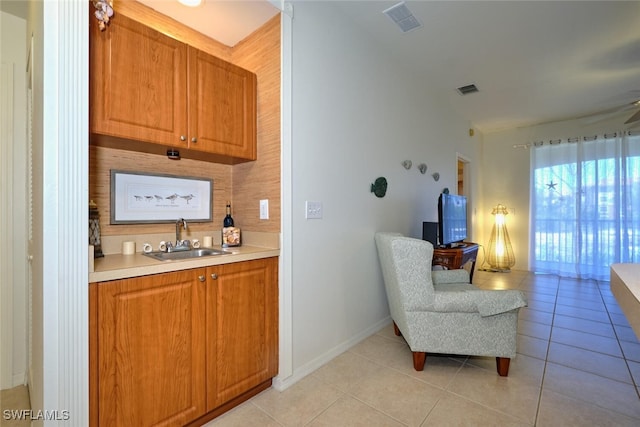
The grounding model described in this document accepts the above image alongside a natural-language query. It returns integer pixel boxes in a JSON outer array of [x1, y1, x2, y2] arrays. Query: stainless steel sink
[[143, 248, 231, 261]]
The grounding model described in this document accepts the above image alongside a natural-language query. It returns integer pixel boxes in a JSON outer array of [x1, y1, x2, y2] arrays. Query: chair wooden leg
[[393, 321, 402, 336], [496, 357, 510, 376], [412, 352, 426, 371]]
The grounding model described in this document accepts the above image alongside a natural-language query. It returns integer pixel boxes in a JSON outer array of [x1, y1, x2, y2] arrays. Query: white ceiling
[[4, 0, 640, 134], [330, 0, 640, 133], [137, 0, 280, 47]]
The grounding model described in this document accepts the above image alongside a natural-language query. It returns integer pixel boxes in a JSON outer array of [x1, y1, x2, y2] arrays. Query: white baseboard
[[272, 316, 391, 391]]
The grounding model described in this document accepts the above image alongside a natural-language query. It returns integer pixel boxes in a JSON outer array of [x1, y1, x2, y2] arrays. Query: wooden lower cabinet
[[90, 257, 278, 427], [206, 258, 278, 409], [91, 269, 206, 426]]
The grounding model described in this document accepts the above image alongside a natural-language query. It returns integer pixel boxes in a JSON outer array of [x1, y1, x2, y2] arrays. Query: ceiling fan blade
[[581, 103, 637, 125], [624, 108, 640, 124]]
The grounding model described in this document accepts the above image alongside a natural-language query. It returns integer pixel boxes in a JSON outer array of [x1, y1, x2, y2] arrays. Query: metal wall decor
[[401, 160, 431, 176], [371, 177, 388, 198]]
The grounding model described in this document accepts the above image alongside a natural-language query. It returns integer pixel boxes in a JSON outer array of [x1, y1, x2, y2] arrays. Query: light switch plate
[[260, 199, 269, 219], [305, 201, 323, 219]]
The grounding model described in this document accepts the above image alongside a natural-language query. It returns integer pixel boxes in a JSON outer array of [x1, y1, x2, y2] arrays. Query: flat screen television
[[438, 193, 468, 247]]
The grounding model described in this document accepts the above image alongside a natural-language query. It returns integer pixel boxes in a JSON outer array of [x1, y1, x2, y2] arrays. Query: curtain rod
[[512, 130, 640, 149]]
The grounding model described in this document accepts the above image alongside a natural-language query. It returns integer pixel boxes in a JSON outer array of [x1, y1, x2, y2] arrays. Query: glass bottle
[[223, 202, 234, 227]]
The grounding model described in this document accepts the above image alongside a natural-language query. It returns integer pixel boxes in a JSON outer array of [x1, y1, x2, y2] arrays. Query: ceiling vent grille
[[457, 84, 479, 95], [383, 2, 423, 33]]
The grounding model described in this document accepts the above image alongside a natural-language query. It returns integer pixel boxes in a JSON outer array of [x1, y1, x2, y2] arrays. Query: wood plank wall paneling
[[231, 16, 281, 232], [90, 4, 281, 236]]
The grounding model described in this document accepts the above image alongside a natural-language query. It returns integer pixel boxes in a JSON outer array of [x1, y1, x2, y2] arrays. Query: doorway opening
[[457, 154, 472, 240]]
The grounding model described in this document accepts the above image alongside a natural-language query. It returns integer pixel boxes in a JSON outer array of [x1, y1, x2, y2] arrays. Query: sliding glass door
[[530, 132, 640, 280]]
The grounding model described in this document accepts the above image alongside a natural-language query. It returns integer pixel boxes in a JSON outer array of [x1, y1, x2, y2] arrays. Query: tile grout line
[[533, 276, 640, 421], [531, 274, 559, 427], [248, 400, 286, 426]]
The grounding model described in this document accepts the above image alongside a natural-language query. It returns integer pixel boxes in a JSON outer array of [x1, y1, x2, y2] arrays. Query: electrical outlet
[[260, 199, 269, 220], [305, 201, 323, 219]]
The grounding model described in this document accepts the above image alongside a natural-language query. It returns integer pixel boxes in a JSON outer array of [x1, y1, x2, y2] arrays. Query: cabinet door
[[188, 47, 257, 161], [97, 270, 206, 427], [90, 13, 188, 146], [206, 258, 278, 409]]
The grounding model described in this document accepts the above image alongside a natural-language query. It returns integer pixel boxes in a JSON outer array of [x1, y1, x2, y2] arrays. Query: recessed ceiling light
[[178, 0, 201, 7]]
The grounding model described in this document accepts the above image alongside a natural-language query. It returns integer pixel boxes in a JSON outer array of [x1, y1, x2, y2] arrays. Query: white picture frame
[[110, 170, 213, 224]]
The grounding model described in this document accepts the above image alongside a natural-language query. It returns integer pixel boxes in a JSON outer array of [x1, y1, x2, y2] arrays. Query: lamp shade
[[486, 204, 515, 270]]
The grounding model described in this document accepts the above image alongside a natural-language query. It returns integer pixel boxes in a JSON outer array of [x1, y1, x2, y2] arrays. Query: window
[[530, 133, 640, 280]]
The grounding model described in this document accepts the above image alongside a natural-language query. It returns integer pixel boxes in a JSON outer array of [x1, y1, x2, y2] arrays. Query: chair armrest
[[411, 289, 528, 316], [475, 290, 528, 316], [432, 269, 470, 285]]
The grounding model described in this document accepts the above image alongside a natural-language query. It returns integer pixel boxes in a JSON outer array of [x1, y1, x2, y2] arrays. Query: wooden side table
[[432, 243, 480, 282]]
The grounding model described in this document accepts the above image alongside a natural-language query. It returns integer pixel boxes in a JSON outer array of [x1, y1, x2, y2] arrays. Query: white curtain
[[530, 132, 640, 280]]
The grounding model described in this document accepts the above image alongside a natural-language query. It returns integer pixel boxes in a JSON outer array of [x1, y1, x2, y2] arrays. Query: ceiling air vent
[[383, 2, 423, 33], [457, 84, 479, 95]]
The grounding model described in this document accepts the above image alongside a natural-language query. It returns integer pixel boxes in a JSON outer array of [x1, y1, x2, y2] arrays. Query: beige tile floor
[[2, 271, 639, 426], [205, 270, 640, 427], [1, 385, 30, 426]]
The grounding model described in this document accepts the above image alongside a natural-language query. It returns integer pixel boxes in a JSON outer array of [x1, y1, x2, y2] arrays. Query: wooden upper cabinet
[[90, 13, 258, 163], [188, 48, 257, 161], [90, 13, 189, 147]]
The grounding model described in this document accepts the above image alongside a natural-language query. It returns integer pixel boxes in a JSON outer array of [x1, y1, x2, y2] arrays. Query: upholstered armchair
[[374, 232, 527, 376]]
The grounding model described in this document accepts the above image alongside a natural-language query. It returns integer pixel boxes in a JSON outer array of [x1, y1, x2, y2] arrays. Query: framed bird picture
[[110, 170, 212, 224]]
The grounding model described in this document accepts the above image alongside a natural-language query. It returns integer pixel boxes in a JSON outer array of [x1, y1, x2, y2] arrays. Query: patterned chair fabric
[[374, 232, 527, 375]]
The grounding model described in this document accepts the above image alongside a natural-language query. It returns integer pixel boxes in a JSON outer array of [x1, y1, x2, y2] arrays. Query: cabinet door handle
[[191, 137, 197, 143], [210, 273, 218, 280], [180, 135, 186, 141], [198, 275, 206, 282]]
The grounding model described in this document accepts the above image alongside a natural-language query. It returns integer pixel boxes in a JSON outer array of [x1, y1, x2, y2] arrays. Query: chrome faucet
[[167, 218, 191, 252]]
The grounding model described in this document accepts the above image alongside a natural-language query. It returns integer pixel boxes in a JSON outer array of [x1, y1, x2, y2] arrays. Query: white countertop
[[90, 245, 279, 283], [611, 263, 640, 300], [610, 263, 640, 340]]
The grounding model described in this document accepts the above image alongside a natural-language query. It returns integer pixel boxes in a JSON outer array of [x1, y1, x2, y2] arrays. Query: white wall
[[287, 1, 478, 382], [481, 114, 632, 271], [1, 10, 28, 390], [478, 128, 531, 271]]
